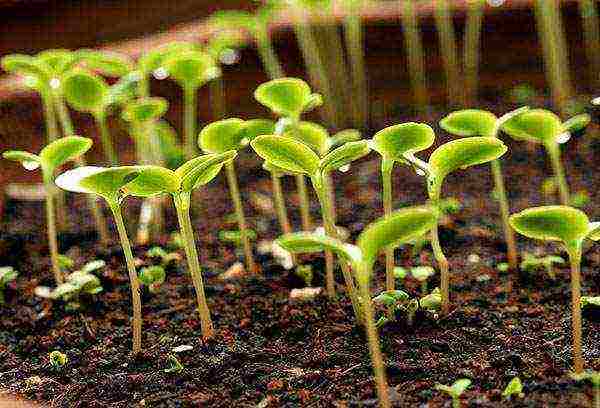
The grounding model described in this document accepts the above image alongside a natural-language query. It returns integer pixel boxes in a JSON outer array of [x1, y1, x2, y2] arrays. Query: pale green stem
[[324, 173, 337, 225], [296, 174, 313, 231], [463, 0, 484, 106], [578, 0, 600, 88], [429, 181, 450, 315], [225, 161, 256, 274], [183, 86, 198, 159], [490, 159, 518, 270], [381, 159, 395, 291], [95, 113, 118, 165], [433, 0, 464, 106], [567, 242, 583, 374], [545, 142, 570, 205], [210, 77, 226, 120], [43, 176, 63, 285], [344, 12, 368, 128], [452, 396, 460, 408], [173, 192, 214, 338], [271, 172, 297, 266], [401, 0, 429, 109], [255, 24, 285, 79], [109, 201, 142, 354]]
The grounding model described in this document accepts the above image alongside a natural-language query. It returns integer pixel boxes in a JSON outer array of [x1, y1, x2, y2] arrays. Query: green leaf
[[501, 109, 563, 144], [36, 49, 79, 76], [139, 265, 166, 286], [451, 379, 472, 395], [372, 122, 435, 162], [55, 166, 142, 202], [429, 137, 507, 180], [123, 165, 180, 197], [1, 54, 49, 82], [563, 113, 591, 134], [243, 119, 276, 141], [107, 71, 140, 106], [254, 78, 314, 117], [39, 136, 93, 174], [251, 135, 320, 175], [62, 70, 109, 113], [372, 290, 410, 306], [164, 51, 220, 90], [262, 161, 303, 176], [357, 206, 437, 273], [440, 109, 498, 137], [76, 49, 133, 77], [2, 150, 41, 170], [276, 232, 362, 265], [175, 151, 237, 191], [419, 288, 441, 310], [199, 118, 247, 153], [284, 121, 329, 156], [509, 206, 590, 244], [319, 140, 370, 173], [329, 129, 362, 150], [0, 266, 18, 286], [122, 97, 168, 123], [502, 377, 523, 399], [138, 42, 197, 75]]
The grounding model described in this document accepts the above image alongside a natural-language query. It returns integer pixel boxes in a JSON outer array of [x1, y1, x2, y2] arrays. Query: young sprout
[[163, 50, 220, 158], [501, 109, 578, 205], [251, 134, 370, 310], [372, 289, 411, 325], [164, 354, 184, 374], [55, 165, 146, 353], [36, 267, 103, 310], [571, 370, 600, 408], [3, 136, 92, 284], [404, 136, 508, 314], [146, 246, 180, 266], [435, 378, 471, 408], [294, 264, 313, 287], [122, 151, 237, 339], [49, 351, 68, 370], [277, 205, 438, 408], [509, 205, 600, 373], [440, 108, 528, 270], [371, 122, 435, 290], [520, 253, 565, 280], [502, 376, 524, 400], [139, 266, 166, 293], [463, 0, 484, 105], [0, 267, 18, 304], [581, 296, 600, 309], [411, 266, 435, 294]]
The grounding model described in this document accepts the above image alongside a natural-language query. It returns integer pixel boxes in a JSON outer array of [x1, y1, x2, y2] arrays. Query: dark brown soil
[[2, 101, 600, 407]]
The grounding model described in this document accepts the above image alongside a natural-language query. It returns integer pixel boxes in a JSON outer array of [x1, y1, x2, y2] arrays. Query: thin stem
[[344, 12, 368, 128], [381, 159, 395, 291], [225, 161, 256, 274], [210, 77, 226, 120], [174, 193, 214, 338], [452, 397, 460, 408], [43, 177, 63, 284], [568, 243, 583, 374], [545, 142, 570, 205], [271, 173, 294, 244], [109, 201, 142, 355], [401, 0, 429, 110], [255, 24, 285, 79], [490, 159, 518, 270], [296, 174, 313, 231], [433, 0, 464, 106], [463, 0, 484, 106], [431, 222, 450, 315], [95, 113, 118, 165], [578, 0, 600, 88], [183, 86, 198, 159]]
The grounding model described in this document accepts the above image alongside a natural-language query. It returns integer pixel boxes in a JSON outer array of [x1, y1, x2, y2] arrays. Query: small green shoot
[[49, 350, 68, 370], [435, 378, 471, 408], [294, 264, 313, 287], [502, 377, 524, 400], [520, 253, 565, 279], [36, 266, 103, 310], [146, 246, 180, 265], [0, 267, 18, 304], [581, 296, 600, 309], [164, 354, 184, 374], [139, 266, 166, 293]]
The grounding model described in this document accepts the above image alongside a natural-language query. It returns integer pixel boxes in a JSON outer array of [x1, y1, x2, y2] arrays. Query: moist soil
[[2, 101, 600, 407]]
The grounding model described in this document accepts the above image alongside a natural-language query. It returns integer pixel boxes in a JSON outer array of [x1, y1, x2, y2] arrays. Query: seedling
[[520, 253, 565, 280], [251, 134, 370, 308], [374, 287, 441, 328], [139, 266, 166, 293], [404, 136, 508, 314], [0, 267, 18, 304], [435, 378, 471, 408], [3, 136, 92, 284], [571, 370, 600, 408], [371, 122, 435, 290], [36, 268, 103, 310], [294, 264, 313, 287], [55, 165, 146, 354], [122, 151, 238, 339], [277, 205, 438, 408], [581, 296, 600, 309], [137, 42, 197, 97], [164, 354, 184, 374], [510, 205, 600, 373], [433, 0, 464, 105], [411, 266, 435, 294], [146, 246, 180, 266], [49, 351, 68, 370], [76, 49, 133, 78], [502, 376, 524, 400], [440, 108, 528, 270]]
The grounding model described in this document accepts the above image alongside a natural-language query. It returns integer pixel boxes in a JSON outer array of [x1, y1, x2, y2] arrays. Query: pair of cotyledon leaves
[[254, 78, 323, 119]]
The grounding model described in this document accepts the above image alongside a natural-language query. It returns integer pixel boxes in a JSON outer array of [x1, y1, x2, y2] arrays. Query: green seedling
[[404, 136, 508, 314], [435, 378, 471, 408], [76, 49, 133, 78], [440, 108, 528, 270], [139, 265, 166, 293], [463, 0, 484, 105], [122, 151, 238, 339], [55, 165, 146, 354], [164, 50, 220, 158], [520, 253, 565, 280], [137, 42, 197, 97], [502, 376, 524, 400], [36, 268, 103, 310], [164, 354, 184, 374], [393, 266, 408, 281], [501, 109, 581, 205], [3, 136, 92, 284], [581, 296, 600, 309], [374, 287, 441, 328], [57, 254, 75, 270], [294, 264, 313, 287], [277, 205, 437, 408], [0, 267, 18, 304], [251, 134, 370, 308], [433, 0, 464, 106], [510, 205, 600, 373], [146, 246, 180, 266], [371, 122, 435, 290], [571, 370, 600, 408], [411, 266, 435, 293], [49, 350, 68, 370]]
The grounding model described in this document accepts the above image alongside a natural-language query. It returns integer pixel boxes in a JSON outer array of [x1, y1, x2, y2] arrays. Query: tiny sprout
[[49, 350, 68, 370], [3, 136, 92, 285], [372, 289, 411, 325], [510, 205, 600, 373], [164, 354, 184, 374], [57, 254, 75, 270], [139, 266, 166, 293], [411, 266, 436, 293], [294, 264, 313, 287], [520, 253, 565, 280], [435, 378, 471, 408], [146, 246, 180, 265], [39, 269, 103, 310], [0, 267, 18, 304], [581, 296, 600, 309], [419, 287, 442, 312], [570, 370, 600, 408], [254, 78, 322, 119], [502, 376, 524, 400]]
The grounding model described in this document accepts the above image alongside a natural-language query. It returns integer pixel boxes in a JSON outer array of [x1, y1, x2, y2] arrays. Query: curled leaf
[[62, 70, 109, 114], [39, 136, 93, 174], [175, 151, 237, 191], [284, 121, 329, 156], [254, 78, 316, 117], [164, 50, 220, 90], [123, 166, 180, 197], [501, 109, 563, 144], [56, 166, 142, 202], [122, 97, 168, 123], [2, 151, 41, 170]]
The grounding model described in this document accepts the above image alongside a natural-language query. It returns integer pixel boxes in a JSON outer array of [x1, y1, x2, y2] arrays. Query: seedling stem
[[567, 242, 584, 373], [381, 158, 395, 291], [546, 143, 570, 205], [184, 86, 198, 159], [43, 174, 63, 284]]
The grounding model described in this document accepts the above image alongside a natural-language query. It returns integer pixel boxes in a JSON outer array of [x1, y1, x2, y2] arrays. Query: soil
[[2, 99, 600, 407]]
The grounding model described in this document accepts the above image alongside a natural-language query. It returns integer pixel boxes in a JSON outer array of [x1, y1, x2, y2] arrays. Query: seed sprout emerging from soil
[[36, 265, 104, 310], [371, 122, 435, 291], [49, 350, 68, 370], [277, 205, 438, 408], [520, 253, 565, 280], [509, 205, 600, 373], [502, 376, 524, 400], [0, 267, 18, 304], [373, 287, 440, 327], [571, 370, 600, 408], [139, 265, 166, 293], [435, 378, 472, 408], [3, 136, 92, 285], [440, 107, 528, 270], [123, 151, 237, 339]]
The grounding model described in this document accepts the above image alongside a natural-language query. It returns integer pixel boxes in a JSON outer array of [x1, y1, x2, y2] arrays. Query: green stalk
[[452, 397, 460, 408], [296, 174, 313, 231], [490, 159, 518, 269], [225, 161, 256, 274], [463, 0, 484, 106], [43, 176, 63, 284], [381, 159, 395, 291], [95, 113, 118, 165], [255, 24, 285, 79], [271, 172, 296, 265], [109, 201, 142, 354], [401, 0, 429, 109], [433, 0, 464, 106], [174, 192, 214, 338], [344, 12, 368, 128], [183, 86, 198, 159], [578, 0, 600, 88], [545, 143, 570, 205], [567, 242, 583, 374], [429, 182, 450, 315], [210, 77, 226, 120]]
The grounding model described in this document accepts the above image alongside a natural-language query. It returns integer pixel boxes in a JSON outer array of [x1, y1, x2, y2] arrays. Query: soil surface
[[2, 100, 600, 407]]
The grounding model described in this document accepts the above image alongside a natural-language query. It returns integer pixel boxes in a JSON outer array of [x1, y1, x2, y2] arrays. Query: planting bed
[[1, 100, 600, 407]]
